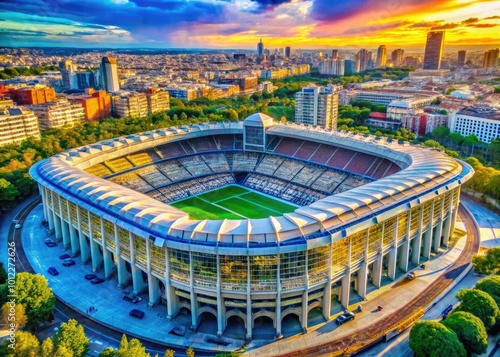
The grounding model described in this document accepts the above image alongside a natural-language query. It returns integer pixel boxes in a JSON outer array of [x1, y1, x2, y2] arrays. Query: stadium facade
[[30, 114, 473, 339]]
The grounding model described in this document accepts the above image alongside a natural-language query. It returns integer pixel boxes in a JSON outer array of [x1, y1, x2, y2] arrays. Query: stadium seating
[[84, 163, 112, 178], [274, 138, 304, 156], [215, 135, 235, 150], [156, 142, 186, 158], [371, 160, 392, 179], [326, 148, 356, 169], [178, 156, 213, 176], [201, 153, 230, 172], [109, 172, 153, 192], [156, 160, 192, 181], [273, 159, 305, 181], [334, 175, 371, 193], [311, 170, 347, 193], [105, 157, 134, 173], [344, 153, 374, 176], [134, 166, 171, 189], [294, 141, 320, 160], [127, 152, 153, 167], [310, 145, 335, 164], [292, 165, 325, 186], [232, 152, 259, 172], [187, 136, 218, 152], [255, 155, 284, 176]]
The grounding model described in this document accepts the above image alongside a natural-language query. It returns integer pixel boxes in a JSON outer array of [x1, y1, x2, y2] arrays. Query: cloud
[[249, 0, 295, 13], [461, 17, 479, 24], [431, 23, 460, 30], [342, 21, 408, 35], [469, 23, 499, 28], [484, 15, 500, 19]]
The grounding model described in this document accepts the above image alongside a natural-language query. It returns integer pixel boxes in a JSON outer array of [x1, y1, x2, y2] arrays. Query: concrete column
[[276, 253, 283, 336], [189, 251, 197, 329], [78, 232, 90, 264], [130, 234, 146, 294], [449, 206, 459, 238], [216, 254, 223, 336], [114, 225, 129, 288], [148, 275, 161, 307], [398, 242, 409, 272], [246, 254, 252, 340], [372, 255, 383, 288], [53, 214, 62, 242], [90, 239, 103, 272], [301, 290, 308, 331], [323, 238, 333, 319], [442, 203, 453, 246], [432, 196, 445, 252], [61, 220, 70, 250], [387, 248, 397, 280], [357, 263, 368, 298], [422, 228, 432, 259], [101, 220, 114, 279], [411, 236, 421, 265], [341, 272, 350, 308], [165, 248, 177, 320], [40, 186, 48, 221], [69, 225, 79, 256]]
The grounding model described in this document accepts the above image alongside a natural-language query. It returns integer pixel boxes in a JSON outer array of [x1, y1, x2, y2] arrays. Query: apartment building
[[295, 85, 339, 130], [0, 107, 40, 146], [27, 98, 85, 130]]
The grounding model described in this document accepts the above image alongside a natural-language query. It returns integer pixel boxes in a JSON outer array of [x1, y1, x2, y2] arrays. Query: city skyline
[[0, 0, 499, 49]]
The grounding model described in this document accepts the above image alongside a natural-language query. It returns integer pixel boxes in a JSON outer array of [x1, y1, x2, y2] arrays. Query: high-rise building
[[483, 48, 499, 68], [112, 93, 148, 118], [27, 98, 85, 130], [457, 51, 466, 67], [318, 58, 345, 76], [376, 45, 387, 67], [74, 72, 97, 90], [391, 49, 405, 67], [145, 89, 170, 114], [423, 30, 445, 70], [356, 49, 372, 71], [344, 59, 358, 75], [285, 46, 291, 58], [331, 50, 339, 59], [295, 85, 339, 130], [0, 107, 40, 146], [100, 57, 120, 93], [257, 38, 264, 56], [59, 60, 74, 91]]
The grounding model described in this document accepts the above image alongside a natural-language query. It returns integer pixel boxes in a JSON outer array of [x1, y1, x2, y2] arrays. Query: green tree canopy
[[186, 347, 195, 357], [39, 338, 54, 357], [11, 330, 40, 357], [1, 302, 27, 330], [456, 288, 500, 329], [114, 335, 149, 357], [488, 138, 500, 166], [432, 126, 450, 142], [442, 311, 488, 356], [476, 275, 500, 306], [15, 272, 55, 329], [409, 320, 466, 357], [0, 178, 19, 208], [54, 319, 89, 357]]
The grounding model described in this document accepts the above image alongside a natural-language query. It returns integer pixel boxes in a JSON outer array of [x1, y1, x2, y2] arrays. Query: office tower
[[457, 51, 466, 67], [100, 57, 120, 93], [285, 46, 291, 58], [331, 49, 339, 59], [74, 72, 97, 90], [423, 30, 445, 70], [483, 48, 499, 68], [356, 49, 372, 71], [295, 85, 339, 130], [391, 49, 405, 67], [376, 45, 387, 67], [59, 60, 74, 91], [318, 58, 344, 76], [257, 38, 264, 56]]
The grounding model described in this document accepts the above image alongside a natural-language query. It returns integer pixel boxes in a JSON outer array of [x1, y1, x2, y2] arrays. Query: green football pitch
[[170, 185, 298, 220]]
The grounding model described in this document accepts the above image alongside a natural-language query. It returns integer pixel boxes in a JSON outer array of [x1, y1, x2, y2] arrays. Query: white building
[[27, 98, 85, 130], [295, 85, 339, 130], [0, 107, 40, 146], [450, 107, 500, 143], [101, 57, 120, 93], [387, 97, 434, 121], [113, 93, 149, 118]]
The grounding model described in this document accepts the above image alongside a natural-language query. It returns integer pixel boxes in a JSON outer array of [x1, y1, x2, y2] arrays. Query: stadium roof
[[30, 120, 473, 248]]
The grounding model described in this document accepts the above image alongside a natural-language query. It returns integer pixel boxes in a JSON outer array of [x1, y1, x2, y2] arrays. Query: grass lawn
[[170, 185, 297, 220]]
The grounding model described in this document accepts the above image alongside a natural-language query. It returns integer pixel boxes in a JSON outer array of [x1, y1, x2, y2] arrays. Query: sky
[[0, 0, 499, 50]]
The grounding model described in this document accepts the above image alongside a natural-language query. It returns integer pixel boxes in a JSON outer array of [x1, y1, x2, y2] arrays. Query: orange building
[[11, 86, 57, 105], [67, 89, 111, 122]]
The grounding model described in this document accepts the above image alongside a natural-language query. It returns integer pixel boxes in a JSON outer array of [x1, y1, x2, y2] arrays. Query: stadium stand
[[273, 159, 305, 181], [311, 170, 348, 193], [344, 152, 374, 175], [110, 172, 154, 192], [84, 163, 112, 178], [274, 137, 304, 156], [215, 134, 235, 150], [134, 166, 172, 189], [309, 144, 336, 164], [294, 141, 320, 160], [156, 160, 192, 181], [127, 152, 153, 167], [105, 157, 134, 173], [187, 136, 218, 152], [156, 142, 186, 158], [255, 155, 284, 176], [334, 175, 372, 194], [232, 152, 259, 172], [292, 165, 326, 187], [201, 153, 230, 172], [326, 148, 355, 169], [178, 156, 213, 176]]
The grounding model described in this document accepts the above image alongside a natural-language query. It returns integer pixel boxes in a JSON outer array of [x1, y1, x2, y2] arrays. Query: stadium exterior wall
[[30, 120, 473, 339]]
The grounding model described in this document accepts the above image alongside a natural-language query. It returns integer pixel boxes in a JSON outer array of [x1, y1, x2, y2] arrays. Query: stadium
[[30, 113, 473, 340]]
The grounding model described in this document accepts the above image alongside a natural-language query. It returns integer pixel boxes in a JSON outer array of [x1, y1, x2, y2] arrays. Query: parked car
[[406, 272, 416, 280], [15, 223, 22, 229], [129, 309, 145, 319], [44, 238, 57, 247], [90, 277, 105, 285], [62, 259, 76, 267], [336, 312, 355, 325], [47, 267, 59, 276], [123, 291, 141, 304], [84, 274, 97, 280], [59, 254, 71, 260]]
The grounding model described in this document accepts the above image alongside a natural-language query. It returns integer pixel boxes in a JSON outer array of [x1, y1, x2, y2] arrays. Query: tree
[[463, 134, 481, 156], [115, 335, 149, 357], [12, 331, 40, 357], [449, 132, 465, 148], [53, 345, 74, 357], [488, 138, 500, 165], [0, 178, 19, 208], [186, 347, 195, 357], [163, 350, 175, 357], [1, 302, 27, 330], [0, 263, 7, 284], [432, 126, 450, 143], [98, 347, 117, 357], [409, 321, 466, 357], [476, 275, 500, 306], [15, 272, 55, 329], [39, 338, 54, 357], [442, 311, 488, 356], [456, 289, 500, 329], [54, 319, 89, 357]]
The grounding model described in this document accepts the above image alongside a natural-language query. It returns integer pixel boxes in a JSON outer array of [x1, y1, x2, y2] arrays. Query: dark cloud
[[461, 17, 479, 24], [0, 29, 48, 37], [431, 23, 459, 30], [469, 23, 499, 28], [408, 21, 443, 28], [248, 0, 295, 13], [343, 21, 408, 35], [484, 15, 500, 19]]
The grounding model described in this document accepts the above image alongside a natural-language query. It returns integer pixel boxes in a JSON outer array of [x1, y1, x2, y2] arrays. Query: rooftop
[[457, 106, 500, 120]]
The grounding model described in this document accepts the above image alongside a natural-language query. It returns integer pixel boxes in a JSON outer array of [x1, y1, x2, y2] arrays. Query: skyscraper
[[376, 45, 387, 67], [100, 57, 120, 93], [483, 48, 499, 68], [457, 51, 466, 67], [423, 30, 445, 70], [285, 46, 291, 58], [391, 49, 404, 67], [257, 38, 264, 56], [331, 50, 339, 59], [59, 60, 74, 91], [356, 49, 372, 71], [295, 85, 338, 130]]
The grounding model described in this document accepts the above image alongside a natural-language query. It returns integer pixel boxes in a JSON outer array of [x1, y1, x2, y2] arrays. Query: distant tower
[[257, 38, 264, 56], [295, 85, 338, 130], [457, 50, 466, 67], [59, 60, 74, 91], [391, 49, 404, 67], [357, 49, 372, 71], [483, 48, 499, 68], [331, 49, 339, 59], [100, 57, 120, 93], [285, 46, 291, 58], [376, 45, 387, 67], [423, 30, 445, 70]]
